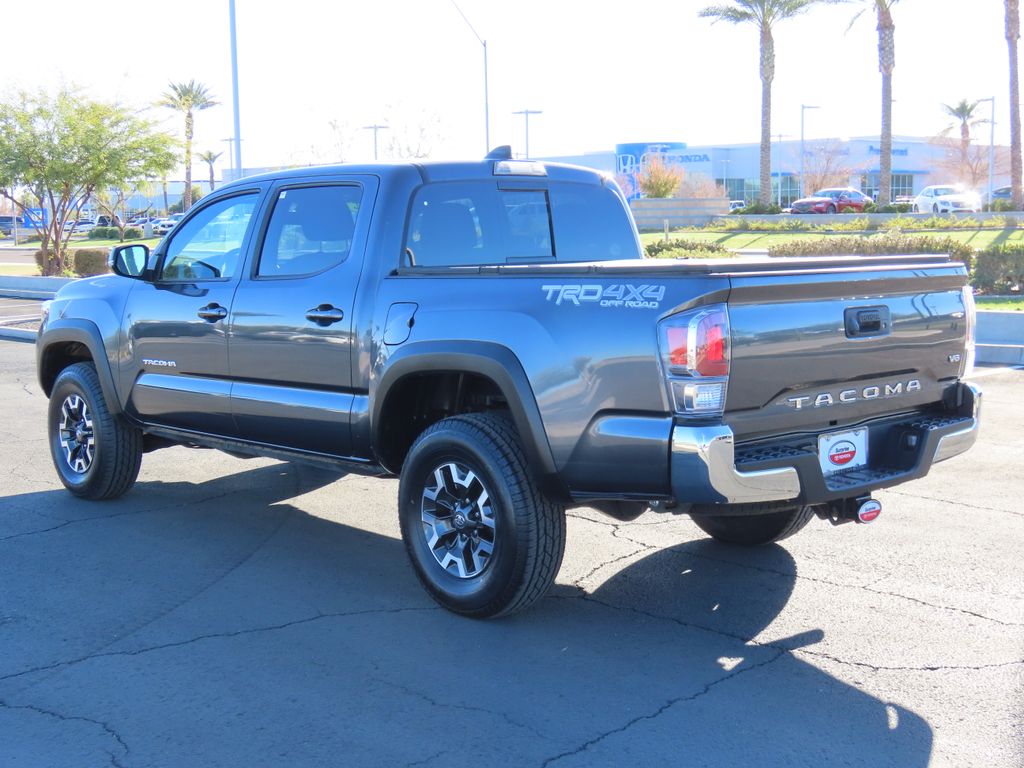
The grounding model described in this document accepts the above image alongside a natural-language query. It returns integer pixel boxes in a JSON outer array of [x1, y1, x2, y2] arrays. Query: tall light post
[[978, 96, 996, 209], [228, 0, 242, 175], [800, 104, 819, 199], [363, 125, 389, 161], [452, 1, 490, 153], [513, 109, 542, 158]]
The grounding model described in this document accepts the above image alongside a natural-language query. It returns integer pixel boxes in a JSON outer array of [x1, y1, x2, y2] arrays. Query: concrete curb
[[0, 327, 37, 343], [0, 275, 74, 300]]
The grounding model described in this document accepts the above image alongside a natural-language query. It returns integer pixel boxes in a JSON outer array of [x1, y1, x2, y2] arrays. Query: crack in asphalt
[[568, 511, 1022, 628], [0, 698, 129, 768], [0, 606, 438, 686], [539, 649, 787, 767], [681, 548, 1024, 628], [0, 488, 240, 543], [888, 488, 1024, 518], [406, 749, 447, 768], [795, 649, 1024, 673], [371, 677, 549, 741]]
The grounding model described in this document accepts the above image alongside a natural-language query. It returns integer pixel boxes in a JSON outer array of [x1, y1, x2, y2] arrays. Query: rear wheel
[[398, 413, 566, 618], [48, 362, 142, 499], [691, 505, 815, 546]]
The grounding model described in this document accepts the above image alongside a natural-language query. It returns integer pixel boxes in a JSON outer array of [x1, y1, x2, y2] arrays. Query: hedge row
[[767, 233, 975, 271], [645, 239, 730, 260], [35, 248, 109, 277], [87, 226, 143, 240]]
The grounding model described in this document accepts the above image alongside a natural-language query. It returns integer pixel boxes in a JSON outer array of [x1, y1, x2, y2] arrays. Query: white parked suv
[[912, 185, 980, 214]]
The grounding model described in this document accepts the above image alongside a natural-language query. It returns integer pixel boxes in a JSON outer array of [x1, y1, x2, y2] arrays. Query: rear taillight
[[658, 304, 730, 418], [961, 285, 976, 379]]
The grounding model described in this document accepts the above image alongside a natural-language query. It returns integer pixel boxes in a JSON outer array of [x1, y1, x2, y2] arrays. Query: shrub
[[730, 202, 782, 215], [645, 239, 730, 259], [874, 203, 912, 214], [122, 226, 143, 239], [767, 232, 975, 270], [972, 245, 1024, 293], [88, 226, 117, 239], [638, 156, 684, 199], [992, 199, 1017, 213], [70, 248, 110, 276]]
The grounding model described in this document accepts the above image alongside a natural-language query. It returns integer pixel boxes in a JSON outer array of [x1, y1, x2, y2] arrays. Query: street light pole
[[451, 1, 490, 153], [979, 96, 996, 209], [800, 104, 819, 199], [513, 109, 542, 158], [363, 125, 389, 161], [228, 0, 242, 176]]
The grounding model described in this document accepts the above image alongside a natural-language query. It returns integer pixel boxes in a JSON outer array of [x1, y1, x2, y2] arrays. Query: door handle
[[197, 303, 228, 321], [305, 304, 345, 326]]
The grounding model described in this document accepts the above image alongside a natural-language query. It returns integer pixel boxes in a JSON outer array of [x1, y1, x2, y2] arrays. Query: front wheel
[[826, 204, 837, 214], [691, 505, 815, 546], [398, 413, 565, 618], [48, 362, 142, 499]]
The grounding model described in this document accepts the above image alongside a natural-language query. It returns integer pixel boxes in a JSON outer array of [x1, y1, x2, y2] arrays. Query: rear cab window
[[404, 179, 640, 267]]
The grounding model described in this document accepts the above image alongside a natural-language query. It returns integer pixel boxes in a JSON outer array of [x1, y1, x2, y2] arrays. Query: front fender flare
[[37, 318, 122, 416]]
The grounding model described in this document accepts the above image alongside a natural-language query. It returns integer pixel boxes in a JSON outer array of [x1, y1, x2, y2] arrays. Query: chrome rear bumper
[[670, 383, 981, 506]]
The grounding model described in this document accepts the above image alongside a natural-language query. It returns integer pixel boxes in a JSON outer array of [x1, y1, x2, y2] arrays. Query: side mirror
[[109, 244, 150, 279]]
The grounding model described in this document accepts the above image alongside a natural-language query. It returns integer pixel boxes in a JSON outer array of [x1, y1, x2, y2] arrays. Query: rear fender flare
[[372, 341, 560, 492]]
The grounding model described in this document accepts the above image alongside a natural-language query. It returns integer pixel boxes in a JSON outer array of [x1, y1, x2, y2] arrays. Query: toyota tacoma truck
[[36, 148, 981, 617]]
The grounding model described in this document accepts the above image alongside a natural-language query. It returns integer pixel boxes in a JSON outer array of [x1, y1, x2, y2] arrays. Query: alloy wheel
[[58, 394, 95, 474], [420, 461, 497, 578]]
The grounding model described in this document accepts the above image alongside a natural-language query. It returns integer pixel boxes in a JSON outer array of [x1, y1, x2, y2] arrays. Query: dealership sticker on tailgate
[[818, 428, 868, 475]]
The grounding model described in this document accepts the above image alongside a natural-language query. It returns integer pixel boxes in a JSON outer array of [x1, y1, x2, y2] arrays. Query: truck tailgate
[[722, 260, 970, 441]]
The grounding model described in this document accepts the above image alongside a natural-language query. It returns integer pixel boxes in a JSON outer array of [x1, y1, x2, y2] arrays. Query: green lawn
[[641, 228, 1024, 251], [977, 297, 1024, 311], [0, 263, 41, 276]]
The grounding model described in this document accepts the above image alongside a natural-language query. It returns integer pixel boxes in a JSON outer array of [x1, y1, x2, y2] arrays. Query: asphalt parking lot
[[0, 339, 1021, 767]]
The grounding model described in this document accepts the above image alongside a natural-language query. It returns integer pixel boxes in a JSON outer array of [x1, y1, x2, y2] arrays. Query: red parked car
[[790, 188, 872, 214]]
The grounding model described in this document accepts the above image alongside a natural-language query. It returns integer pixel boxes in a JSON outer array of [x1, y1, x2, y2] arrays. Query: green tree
[[196, 150, 222, 192], [700, 0, 841, 205], [1007, 0, 1022, 209], [158, 80, 218, 212], [0, 88, 176, 274], [849, 1, 900, 205]]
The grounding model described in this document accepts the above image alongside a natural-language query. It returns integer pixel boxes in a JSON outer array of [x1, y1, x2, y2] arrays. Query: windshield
[[932, 187, 960, 196], [813, 189, 841, 199]]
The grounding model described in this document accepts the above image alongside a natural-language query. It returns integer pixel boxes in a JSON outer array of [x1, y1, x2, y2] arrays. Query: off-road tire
[[691, 505, 815, 546], [48, 362, 142, 500], [398, 412, 566, 618]]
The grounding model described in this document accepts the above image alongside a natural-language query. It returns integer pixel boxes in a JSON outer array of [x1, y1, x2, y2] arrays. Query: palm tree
[[942, 99, 985, 183], [850, 1, 899, 205], [700, 1, 840, 205], [1007, 1, 1022, 209], [157, 81, 219, 211], [197, 150, 222, 193]]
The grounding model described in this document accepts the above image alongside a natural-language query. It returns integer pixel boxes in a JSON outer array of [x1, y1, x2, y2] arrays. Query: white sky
[[5, 0, 1016, 177]]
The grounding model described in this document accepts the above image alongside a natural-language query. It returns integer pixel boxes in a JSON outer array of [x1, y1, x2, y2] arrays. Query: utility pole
[[363, 125, 389, 161], [978, 96, 996, 209], [513, 109, 542, 158]]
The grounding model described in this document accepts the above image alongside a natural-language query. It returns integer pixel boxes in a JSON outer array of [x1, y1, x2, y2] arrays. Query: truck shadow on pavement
[[0, 461, 932, 767]]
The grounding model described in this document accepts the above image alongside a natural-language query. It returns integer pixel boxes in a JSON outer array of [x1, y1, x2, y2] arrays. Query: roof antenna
[[485, 145, 512, 160]]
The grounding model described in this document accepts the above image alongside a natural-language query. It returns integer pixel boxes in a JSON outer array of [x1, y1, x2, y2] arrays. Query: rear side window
[[405, 180, 638, 267], [548, 182, 640, 262], [257, 185, 361, 278]]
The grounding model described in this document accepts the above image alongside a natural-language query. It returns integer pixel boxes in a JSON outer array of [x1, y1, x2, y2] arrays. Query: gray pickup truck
[[36, 148, 981, 617]]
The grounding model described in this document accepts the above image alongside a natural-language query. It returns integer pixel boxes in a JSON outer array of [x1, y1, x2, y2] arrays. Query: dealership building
[[542, 136, 1011, 205]]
